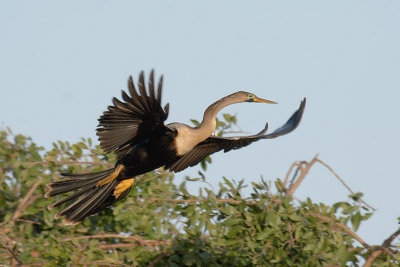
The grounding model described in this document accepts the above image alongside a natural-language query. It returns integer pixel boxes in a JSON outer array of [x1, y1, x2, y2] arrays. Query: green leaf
[[288, 213, 301, 222], [223, 113, 231, 123], [351, 211, 362, 231], [190, 119, 200, 127], [185, 176, 201, 182], [274, 178, 286, 193], [0, 126, 387, 266]]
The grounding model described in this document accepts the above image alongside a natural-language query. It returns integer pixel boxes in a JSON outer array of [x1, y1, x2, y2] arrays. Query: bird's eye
[[247, 93, 255, 99]]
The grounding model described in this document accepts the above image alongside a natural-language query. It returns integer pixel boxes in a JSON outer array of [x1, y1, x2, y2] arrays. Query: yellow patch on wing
[[114, 178, 135, 198], [97, 165, 125, 187]]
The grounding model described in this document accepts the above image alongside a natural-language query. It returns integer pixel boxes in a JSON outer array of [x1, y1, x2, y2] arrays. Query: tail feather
[[60, 168, 113, 179], [55, 188, 98, 220], [45, 167, 131, 225], [89, 185, 131, 216], [64, 180, 118, 225], [46, 178, 104, 197], [45, 169, 114, 198], [49, 183, 94, 209]]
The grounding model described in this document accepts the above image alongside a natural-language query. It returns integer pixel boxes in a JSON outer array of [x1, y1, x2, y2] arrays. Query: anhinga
[[45, 70, 306, 225]]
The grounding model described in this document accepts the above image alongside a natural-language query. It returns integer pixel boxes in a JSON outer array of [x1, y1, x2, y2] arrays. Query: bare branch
[[97, 241, 171, 250], [288, 162, 306, 189], [286, 221, 295, 247], [316, 159, 376, 211], [63, 234, 172, 250], [364, 228, 400, 267], [63, 233, 145, 242], [307, 211, 371, 250], [15, 219, 41, 225], [0, 240, 22, 265], [10, 177, 43, 224], [285, 156, 376, 211], [283, 161, 301, 187], [286, 155, 319, 196], [27, 161, 113, 167], [137, 197, 258, 206], [79, 260, 131, 267], [147, 249, 170, 267]]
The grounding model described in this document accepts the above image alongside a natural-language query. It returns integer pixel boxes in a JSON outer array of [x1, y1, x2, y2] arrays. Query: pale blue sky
[[1, 1, 399, 245]]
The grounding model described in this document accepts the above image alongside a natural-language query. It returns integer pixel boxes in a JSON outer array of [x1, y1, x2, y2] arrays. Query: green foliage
[[0, 127, 399, 266]]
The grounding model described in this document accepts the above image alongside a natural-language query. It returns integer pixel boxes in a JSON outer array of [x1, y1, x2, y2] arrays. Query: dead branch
[[284, 156, 375, 211], [10, 177, 43, 225], [316, 159, 375, 211], [306, 211, 371, 250], [79, 260, 131, 267], [286, 221, 295, 247], [63, 233, 145, 242], [286, 155, 319, 196], [0, 239, 22, 265], [63, 234, 172, 250], [15, 219, 41, 225], [147, 249, 170, 267], [364, 228, 400, 267], [283, 161, 301, 187], [97, 241, 171, 250], [137, 197, 258, 206], [27, 161, 113, 167]]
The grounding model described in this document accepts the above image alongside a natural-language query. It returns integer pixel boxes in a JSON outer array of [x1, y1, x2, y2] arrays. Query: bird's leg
[[97, 164, 125, 186], [114, 178, 135, 198]]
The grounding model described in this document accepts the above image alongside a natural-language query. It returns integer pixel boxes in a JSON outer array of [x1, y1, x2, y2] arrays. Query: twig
[[283, 161, 301, 187], [97, 241, 171, 250], [285, 156, 376, 211], [27, 161, 113, 167], [15, 218, 41, 225], [63, 233, 145, 242], [10, 177, 43, 224], [288, 162, 305, 189], [79, 260, 131, 267], [316, 159, 376, 211], [147, 249, 170, 267], [137, 197, 258, 206], [364, 228, 400, 267], [63, 234, 171, 250], [306, 211, 371, 250], [0, 239, 22, 265], [286, 155, 319, 196], [286, 221, 295, 247]]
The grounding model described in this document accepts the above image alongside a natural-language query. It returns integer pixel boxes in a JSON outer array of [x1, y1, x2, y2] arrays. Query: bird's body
[[169, 123, 211, 156], [45, 70, 306, 225]]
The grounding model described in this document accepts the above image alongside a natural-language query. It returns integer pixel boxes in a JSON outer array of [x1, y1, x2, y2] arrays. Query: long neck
[[174, 94, 240, 156], [196, 94, 239, 138]]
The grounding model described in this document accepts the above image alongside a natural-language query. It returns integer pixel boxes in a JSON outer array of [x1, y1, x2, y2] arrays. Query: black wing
[[96, 70, 170, 155], [167, 98, 306, 172]]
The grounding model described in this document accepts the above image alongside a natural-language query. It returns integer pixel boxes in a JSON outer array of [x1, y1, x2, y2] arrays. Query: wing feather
[[167, 98, 306, 172], [97, 70, 170, 155], [138, 72, 151, 112]]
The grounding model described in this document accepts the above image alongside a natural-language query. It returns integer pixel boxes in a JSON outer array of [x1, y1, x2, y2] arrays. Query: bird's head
[[235, 91, 277, 104]]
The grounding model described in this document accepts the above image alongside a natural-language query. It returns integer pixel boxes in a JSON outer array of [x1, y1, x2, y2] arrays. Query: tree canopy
[[0, 116, 399, 266]]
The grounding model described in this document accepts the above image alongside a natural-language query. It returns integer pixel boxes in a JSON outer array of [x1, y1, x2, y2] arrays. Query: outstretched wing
[[167, 98, 306, 172], [96, 70, 170, 155]]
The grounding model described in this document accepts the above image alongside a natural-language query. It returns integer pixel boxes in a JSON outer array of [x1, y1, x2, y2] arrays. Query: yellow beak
[[253, 97, 277, 104]]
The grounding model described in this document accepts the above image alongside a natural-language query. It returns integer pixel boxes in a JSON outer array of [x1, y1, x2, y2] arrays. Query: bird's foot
[[114, 178, 135, 198], [97, 164, 125, 186]]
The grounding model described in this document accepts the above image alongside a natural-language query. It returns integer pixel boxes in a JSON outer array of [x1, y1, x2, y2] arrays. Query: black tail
[[45, 168, 130, 225]]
